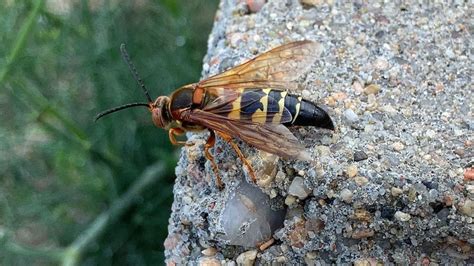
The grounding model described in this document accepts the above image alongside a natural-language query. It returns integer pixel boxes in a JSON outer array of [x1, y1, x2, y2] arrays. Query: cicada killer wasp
[[96, 41, 334, 189]]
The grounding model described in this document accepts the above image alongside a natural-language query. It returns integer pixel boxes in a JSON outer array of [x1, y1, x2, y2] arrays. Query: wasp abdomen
[[283, 93, 334, 129], [221, 88, 333, 130]]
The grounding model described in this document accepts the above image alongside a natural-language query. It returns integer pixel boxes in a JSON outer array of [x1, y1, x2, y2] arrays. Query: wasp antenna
[[95, 102, 150, 122], [120, 43, 153, 103]]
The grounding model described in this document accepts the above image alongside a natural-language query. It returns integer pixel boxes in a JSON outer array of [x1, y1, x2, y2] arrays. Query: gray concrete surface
[[165, 1, 473, 264]]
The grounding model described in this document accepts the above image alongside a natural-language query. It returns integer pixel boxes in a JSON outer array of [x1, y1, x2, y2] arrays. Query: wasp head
[[151, 96, 172, 129]]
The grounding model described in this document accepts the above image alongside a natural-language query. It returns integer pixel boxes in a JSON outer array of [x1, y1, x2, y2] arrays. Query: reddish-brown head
[[150, 96, 171, 129]]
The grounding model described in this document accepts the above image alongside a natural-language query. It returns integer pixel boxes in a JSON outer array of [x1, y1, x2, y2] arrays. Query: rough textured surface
[[165, 1, 473, 265]]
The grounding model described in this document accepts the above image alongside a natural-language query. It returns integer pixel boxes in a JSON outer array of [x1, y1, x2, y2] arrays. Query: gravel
[[165, 1, 473, 265]]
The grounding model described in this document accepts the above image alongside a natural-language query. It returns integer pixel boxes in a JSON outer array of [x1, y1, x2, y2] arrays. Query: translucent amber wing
[[198, 41, 322, 91], [186, 109, 310, 161]]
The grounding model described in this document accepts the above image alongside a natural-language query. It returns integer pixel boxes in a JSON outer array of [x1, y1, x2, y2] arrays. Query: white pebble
[[236, 250, 258, 266], [392, 142, 405, 152], [395, 211, 411, 222], [343, 109, 359, 122], [340, 188, 353, 203], [288, 177, 311, 200]]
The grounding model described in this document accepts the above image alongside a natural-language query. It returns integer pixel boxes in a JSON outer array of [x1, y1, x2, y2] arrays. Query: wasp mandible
[[96, 41, 334, 189]]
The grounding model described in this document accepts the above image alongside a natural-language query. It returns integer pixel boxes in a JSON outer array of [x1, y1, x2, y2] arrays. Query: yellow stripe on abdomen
[[272, 91, 287, 124], [291, 96, 302, 124]]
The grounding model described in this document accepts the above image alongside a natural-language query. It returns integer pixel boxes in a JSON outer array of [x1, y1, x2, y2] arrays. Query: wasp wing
[[198, 40, 323, 91], [186, 109, 311, 161]]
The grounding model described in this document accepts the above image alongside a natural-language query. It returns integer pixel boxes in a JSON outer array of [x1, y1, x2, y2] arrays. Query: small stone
[[391, 187, 403, 197], [305, 218, 325, 233], [275, 171, 286, 183], [343, 109, 359, 122], [466, 185, 474, 194], [392, 142, 405, 152], [353, 151, 368, 161], [229, 33, 245, 48], [331, 92, 348, 101], [288, 177, 311, 200], [364, 84, 381, 95], [352, 80, 364, 94], [246, 0, 266, 13], [425, 129, 436, 139], [381, 104, 397, 115], [354, 176, 369, 186], [288, 221, 307, 248], [304, 252, 318, 264], [354, 258, 379, 266], [345, 36, 356, 47], [459, 199, 474, 217], [301, 89, 311, 98], [340, 188, 353, 203], [285, 195, 297, 206], [236, 250, 258, 266], [316, 146, 331, 157], [374, 57, 389, 70], [351, 229, 374, 239], [300, 0, 324, 6], [464, 168, 474, 181], [380, 207, 395, 220], [198, 257, 221, 266], [220, 182, 286, 247], [164, 234, 180, 250], [352, 209, 372, 222], [346, 164, 358, 178], [454, 148, 465, 156], [201, 247, 218, 257], [443, 194, 454, 206], [394, 211, 411, 222]]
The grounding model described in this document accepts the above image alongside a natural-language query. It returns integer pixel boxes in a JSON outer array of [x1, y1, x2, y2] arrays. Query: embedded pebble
[[353, 151, 368, 162], [392, 142, 405, 152], [351, 229, 374, 239], [236, 250, 258, 266], [300, 0, 325, 6], [466, 185, 474, 194], [246, 0, 266, 13], [201, 247, 218, 257], [374, 57, 389, 70], [364, 84, 381, 95], [219, 181, 286, 247], [288, 177, 311, 200], [285, 195, 297, 206], [425, 129, 437, 139], [391, 187, 403, 197], [464, 168, 474, 181], [394, 211, 411, 222], [198, 257, 221, 266], [340, 189, 353, 203], [354, 176, 369, 186], [459, 199, 474, 217], [346, 164, 358, 178], [343, 109, 359, 122]]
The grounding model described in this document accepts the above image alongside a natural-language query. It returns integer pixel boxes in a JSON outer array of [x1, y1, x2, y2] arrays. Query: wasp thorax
[[151, 96, 171, 129]]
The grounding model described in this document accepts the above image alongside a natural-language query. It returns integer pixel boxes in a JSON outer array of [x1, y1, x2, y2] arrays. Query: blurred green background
[[0, 0, 218, 265]]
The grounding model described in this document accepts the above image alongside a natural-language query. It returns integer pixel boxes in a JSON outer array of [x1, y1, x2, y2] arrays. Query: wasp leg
[[204, 130, 224, 190], [216, 132, 257, 183], [169, 128, 194, 146]]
